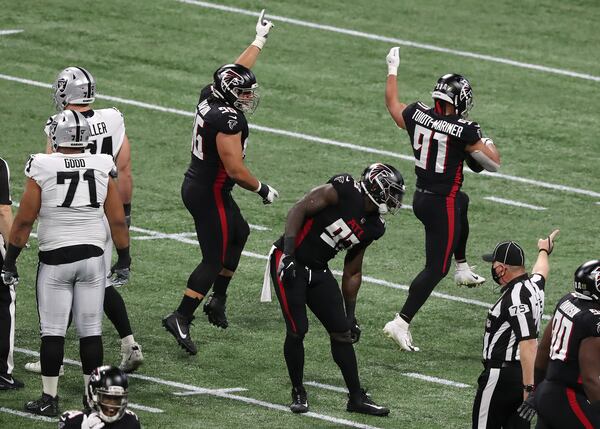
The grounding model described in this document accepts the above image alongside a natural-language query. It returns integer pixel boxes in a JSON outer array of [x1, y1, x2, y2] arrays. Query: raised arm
[[384, 47, 408, 129], [235, 10, 274, 69], [532, 229, 559, 279]]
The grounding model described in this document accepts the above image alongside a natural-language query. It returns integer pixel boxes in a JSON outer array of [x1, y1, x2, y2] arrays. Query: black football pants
[[181, 177, 250, 296], [400, 190, 469, 322], [534, 380, 600, 429], [472, 365, 529, 429], [269, 249, 360, 395]]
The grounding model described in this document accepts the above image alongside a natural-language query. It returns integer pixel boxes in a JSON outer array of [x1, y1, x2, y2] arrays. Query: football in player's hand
[[465, 154, 484, 173]]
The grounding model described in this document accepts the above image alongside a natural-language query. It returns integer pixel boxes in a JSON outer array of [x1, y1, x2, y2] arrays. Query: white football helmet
[[49, 110, 91, 151], [52, 66, 96, 111]]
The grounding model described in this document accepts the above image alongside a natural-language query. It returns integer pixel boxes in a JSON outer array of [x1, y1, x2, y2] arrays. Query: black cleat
[[289, 386, 309, 413], [25, 393, 59, 417], [203, 293, 229, 329], [347, 389, 389, 416], [0, 373, 24, 390], [162, 311, 198, 355]]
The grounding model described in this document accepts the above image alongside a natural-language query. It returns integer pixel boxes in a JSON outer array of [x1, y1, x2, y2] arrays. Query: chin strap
[[360, 182, 387, 214]]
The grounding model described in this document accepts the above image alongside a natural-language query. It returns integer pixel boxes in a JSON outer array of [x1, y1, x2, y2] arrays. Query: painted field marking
[[178, 0, 600, 83], [1, 72, 600, 199], [0, 406, 57, 423], [0, 29, 24, 36], [128, 403, 164, 413], [13, 347, 383, 429], [173, 387, 248, 396], [401, 373, 471, 388], [484, 197, 546, 211]]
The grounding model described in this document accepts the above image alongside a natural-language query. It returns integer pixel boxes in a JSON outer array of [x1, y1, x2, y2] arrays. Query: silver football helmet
[[49, 110, 91, 151], [52, 66, 96, 111]]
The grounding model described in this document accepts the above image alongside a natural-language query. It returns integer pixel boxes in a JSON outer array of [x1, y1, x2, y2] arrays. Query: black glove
[[517, 391, 537, 422], [1, 267, 19, 287], [109, 247, 131, 287], [257, 182, 279, 205], [349, 318, 361, 344], [277, 254, 296, 283]]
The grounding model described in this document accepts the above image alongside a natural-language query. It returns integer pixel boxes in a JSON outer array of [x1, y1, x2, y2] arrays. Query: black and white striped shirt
[[482, 273, 545, 363]]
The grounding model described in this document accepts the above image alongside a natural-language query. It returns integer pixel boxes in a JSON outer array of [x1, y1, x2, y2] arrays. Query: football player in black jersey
[[265, 163, 402, 416], [162, 10, 279, 355], [518, 260, 600, 428], [59, 366, 140, 428], [382, 46, 501, 351]]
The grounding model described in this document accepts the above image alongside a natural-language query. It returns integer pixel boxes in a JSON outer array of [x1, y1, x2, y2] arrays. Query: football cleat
[[0, 373, 24, 390], [119, 342, 144, 373], [24, 360, 65, 376], [162, 311, 198, 355], [347, 389, 389, 416], [203, 293, 229, 329], [289, 386, 309, 413], [383, 313, 420, 352], [455, 264, 486, 288], [25, 393, 59, 417]]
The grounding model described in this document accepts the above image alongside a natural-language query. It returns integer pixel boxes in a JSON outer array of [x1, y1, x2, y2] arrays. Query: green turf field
[[1, 0, 599, 427]]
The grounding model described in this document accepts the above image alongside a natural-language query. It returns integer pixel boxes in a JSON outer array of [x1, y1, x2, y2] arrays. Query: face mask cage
[[232, 85, 260, 114], [95, 388, 128, 423]]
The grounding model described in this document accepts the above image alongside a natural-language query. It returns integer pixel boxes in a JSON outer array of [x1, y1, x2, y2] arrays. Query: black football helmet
[[360, 163, 405, 215], [87, 366, 128, 423], [573, 260, 600, 301], [432, 73, 474, 118], [212, 64, 260, 114]]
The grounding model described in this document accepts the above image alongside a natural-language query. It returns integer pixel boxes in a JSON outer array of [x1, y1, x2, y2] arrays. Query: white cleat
[[119, 342, 144, 373], [24, 360, 65, 376], [455, 264, 486, 288], [383, 313, 420, 352]]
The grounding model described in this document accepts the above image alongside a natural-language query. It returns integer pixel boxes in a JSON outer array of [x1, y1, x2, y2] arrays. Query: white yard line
[[173, 387, 248, 396], [306, 381, 350, 394], [178, 0, 600, 83], [401, 373, 471, 388], [0, 407, 57, 423], [1, 72, 599, 199], [0, 29, 24, 36], [484, 197, 546, 211], [128, 402, 164, 413], [13, 347, 382, 429]]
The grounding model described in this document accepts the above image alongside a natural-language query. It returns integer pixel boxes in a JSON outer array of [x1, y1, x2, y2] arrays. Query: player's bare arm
[[235, 10, 274, 69], [0, 204, 13, 246], [342, 246, 367, 319], [579, 337, 600, 405], [284, 184, 339, 243], [384, 47, 407, 129], [9, 178, 41, 248], [465, 138, 501, 172], [216, 132, 261, 191], [518, 339, 537, 399], [533, 322, 553, 384], [115, 134, 133, 205], [104, 178, 129, 250]]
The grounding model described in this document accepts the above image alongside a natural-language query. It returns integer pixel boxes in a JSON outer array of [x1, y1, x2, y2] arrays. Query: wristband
[[3, 244, 23, 269], [522, 384, 535, 392], [283, 236, 295, 255], [251, 37, 266, 50], [253, 181, 262, 193], [387, 66, 398, 76], [123, 203, 131, 217], [116, 246, 131, 264], [539, 249, 549, 254]]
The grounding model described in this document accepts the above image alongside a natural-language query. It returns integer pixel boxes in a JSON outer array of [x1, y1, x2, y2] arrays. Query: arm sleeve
[[462, 121, 483, 145], [210, 110, 247, 135], [327, 173, 358, 201], [0, 158, 11, 205]]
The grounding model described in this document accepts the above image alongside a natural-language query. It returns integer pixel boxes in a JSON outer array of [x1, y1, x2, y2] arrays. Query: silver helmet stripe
[[75, 66, 92, 99]]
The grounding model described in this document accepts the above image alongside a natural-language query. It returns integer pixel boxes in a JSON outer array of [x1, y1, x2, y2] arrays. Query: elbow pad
[[470, 150, 500, 172]]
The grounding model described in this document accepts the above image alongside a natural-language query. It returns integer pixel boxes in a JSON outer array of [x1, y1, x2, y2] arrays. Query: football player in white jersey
[[24, 66, 143, 375], [1, 110, 131, 416]]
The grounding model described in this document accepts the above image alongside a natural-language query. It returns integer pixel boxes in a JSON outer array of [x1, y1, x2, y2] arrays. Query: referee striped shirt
[[482, 273, 545, 362]]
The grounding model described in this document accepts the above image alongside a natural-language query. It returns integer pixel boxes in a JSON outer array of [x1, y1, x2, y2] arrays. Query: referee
[[0, 157, 23, 389], [472, 229, 559, 429]]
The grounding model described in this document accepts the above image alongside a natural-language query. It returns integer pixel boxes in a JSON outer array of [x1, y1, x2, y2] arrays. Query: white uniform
[[25, 152, 116, 338], [45, 108, 125, 280]]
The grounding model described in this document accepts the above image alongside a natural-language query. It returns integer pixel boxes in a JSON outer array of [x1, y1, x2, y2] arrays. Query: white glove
[[252, 9, 274, 50], [386, 47, 400, 76], [82, 413, 105, 429], [256, 182, 279, 204]]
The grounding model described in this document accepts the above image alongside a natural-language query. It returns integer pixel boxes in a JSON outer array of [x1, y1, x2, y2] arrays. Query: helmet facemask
[[361, 164, 405, 215], [93, 386, 128, 423], [232, 84, 260, 114]]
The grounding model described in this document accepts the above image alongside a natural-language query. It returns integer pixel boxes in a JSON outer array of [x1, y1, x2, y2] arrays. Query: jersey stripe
[[566, 387, 594, 429], [274, 249, 298, 333], [476, 368, 500, 428], [212, 164, 228, 263], [441, 165, 462, 272]]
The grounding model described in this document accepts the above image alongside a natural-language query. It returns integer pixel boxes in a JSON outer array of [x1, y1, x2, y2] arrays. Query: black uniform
[[535, 293, 600, 429], [472, 273, 545, 429], [182, 85, 250, 295], [59, 409, 140, 428], [400, 101, 483, 322], [0, 157, 16, 380], [269, 174, 385, 392]]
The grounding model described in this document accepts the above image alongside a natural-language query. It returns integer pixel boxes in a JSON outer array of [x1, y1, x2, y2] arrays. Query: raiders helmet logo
[[56, 78, 67, 92]]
